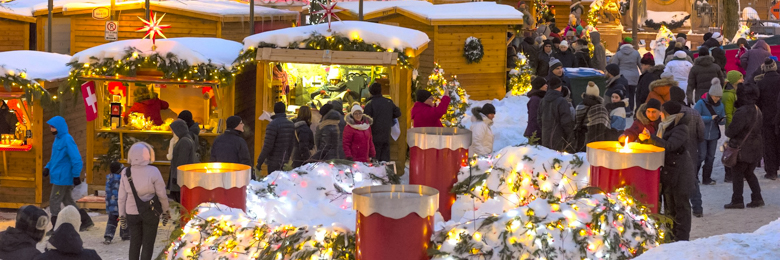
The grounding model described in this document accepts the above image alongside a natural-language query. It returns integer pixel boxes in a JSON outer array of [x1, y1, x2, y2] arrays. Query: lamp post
[[47, 0, 52, 52], [359, 0, 363, 21], [250, 0, 255, 34]]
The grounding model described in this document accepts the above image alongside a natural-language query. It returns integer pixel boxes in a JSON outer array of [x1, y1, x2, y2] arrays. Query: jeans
[[663, 189, 691, 241], [697, 139, 719, 183], [374, 141, 391, 162], [689, 180, 703, 214], [731, 161, 763, 204], [127, 214, 159, 260], [105, 213, 130, 241], [50, 185, 77, 216]]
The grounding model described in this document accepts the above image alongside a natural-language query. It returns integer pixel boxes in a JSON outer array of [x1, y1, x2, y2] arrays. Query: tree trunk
[[723, 0, 739, 42]]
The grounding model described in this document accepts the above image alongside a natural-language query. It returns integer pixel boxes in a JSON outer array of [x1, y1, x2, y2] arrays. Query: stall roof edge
[[0, 51, 72, 82]]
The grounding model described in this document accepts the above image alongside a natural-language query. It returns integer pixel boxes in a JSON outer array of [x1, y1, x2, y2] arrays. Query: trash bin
[[566, 67, 606, 106], [353, 185, 439, 260], [587, 141, 665, 213], [407, 127, 471, 221], [177, 163, 251, 212]]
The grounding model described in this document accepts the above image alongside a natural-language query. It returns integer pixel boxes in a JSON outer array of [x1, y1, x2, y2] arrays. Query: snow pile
[[335, 1, 432, 16], [242, 21, 429, 51], [246, 161, 399, 231], [0, 51, 72, 81], [644, 10, 691, 28], [0, 0, 83, 17], [636, 218, 780, 260], [399, 2, 523, 21], [62, 0, 299, 18], [464, 95, 531, 151], [71, 37, 243, 68]]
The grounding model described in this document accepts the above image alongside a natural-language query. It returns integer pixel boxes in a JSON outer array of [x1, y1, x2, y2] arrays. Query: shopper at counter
[[363, 83, 401, 162]]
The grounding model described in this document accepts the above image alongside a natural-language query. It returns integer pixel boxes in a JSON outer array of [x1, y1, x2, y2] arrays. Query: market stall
[[238, 21, 429, 174], [67, 37, 246, 195], [0, 1, 36, 52], [0, 50, 80, 208]]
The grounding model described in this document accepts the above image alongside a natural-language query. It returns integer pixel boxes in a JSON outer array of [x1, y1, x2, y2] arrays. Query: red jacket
[[623, 106, 660, 143], [343, 115, 375, 162], [411, 95, 450, 128], [124, 98, 169, 125]]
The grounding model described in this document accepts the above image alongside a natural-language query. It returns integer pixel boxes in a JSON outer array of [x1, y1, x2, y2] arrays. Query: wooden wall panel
[[434, 25, 507, 100], [0, 18, 30, 51]]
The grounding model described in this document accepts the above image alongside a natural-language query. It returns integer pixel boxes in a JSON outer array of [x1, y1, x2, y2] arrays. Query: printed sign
[[92, 7, 110, 20], [105, 21, 118, 41]]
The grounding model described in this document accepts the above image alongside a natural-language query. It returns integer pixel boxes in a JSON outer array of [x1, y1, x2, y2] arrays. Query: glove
[[42, 168, 49, 178], [119, 216, 127, 230], [161, 211, 171, 226], [73, 177, 81, 186]]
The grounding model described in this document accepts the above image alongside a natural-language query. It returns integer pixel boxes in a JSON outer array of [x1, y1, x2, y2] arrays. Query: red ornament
[[136, 11, 171, 45], [313, 2, 341, 32]]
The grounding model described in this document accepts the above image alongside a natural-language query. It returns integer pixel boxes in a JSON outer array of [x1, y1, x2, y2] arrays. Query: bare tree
[[723, 1, 739, 41]]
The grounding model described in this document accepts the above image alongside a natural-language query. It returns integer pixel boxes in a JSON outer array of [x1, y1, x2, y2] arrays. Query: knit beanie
[[662, 101, 682, 115], [319, 104, 333, 116], [549, 58, 563, 70], [674, 50, 687, 59], [416, 89, 433, 103], [641, 52, 655, 66], [548, 77, 562, 90], [726, 71, 743, 84], [646, 98, 662, 111], [15, 205, 48, 242], [273, 102, 286, 114], [762, 57, 777, 72], [55, 205, 81, 232], [623, 37, 633, 44], [612, 89, 626, 99], [606, 63, 620, 76], [669, 85, 686, 104], [709, 78, 724, 96], [226, 115, 242, 129], [560, 40, 569, 48], [712, 32, 723, 44], [369, 82, 382, 96], [110, 161, 124, 174], [531, 77, 547, 90], [703, 32, 713, 42], [698, 47, 709, 57], [585, 81, 600, 96], [350, 103, 363, 114], [481, 103, 496, 115]]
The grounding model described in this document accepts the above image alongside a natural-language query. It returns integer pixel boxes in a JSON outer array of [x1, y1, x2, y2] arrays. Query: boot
[[747, 200, 765, 208], [46, 216, 57, 236], [723, 202, 745, 209]]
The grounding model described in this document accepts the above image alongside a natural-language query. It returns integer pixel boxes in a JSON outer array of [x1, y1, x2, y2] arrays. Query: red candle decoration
[[177, 163, 252, 213]]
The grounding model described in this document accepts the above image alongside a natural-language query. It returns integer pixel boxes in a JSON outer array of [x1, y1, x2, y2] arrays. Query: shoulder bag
[[722, 106, 760, 168], [125, 167, 163, 222]]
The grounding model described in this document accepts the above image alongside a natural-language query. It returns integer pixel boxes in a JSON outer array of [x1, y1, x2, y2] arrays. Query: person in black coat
[[520, 37, 538, 70], [755, 58, 780, 180], [724, 83, 764, 208], [537, 77, 574, 152], [636, 62, 664, 111], [0, 101, 18, 134], [536, 41, 553, 77], [313, 109, 342, 160], [256, 102, 295, 174], [210, 116, 252, 166], [603, 64, 629, 105], [702, 38, 727, 72], [547, 59, 572, 90], [292, 107, 315, 168], [553, 40, 576, 68], [639, 101, 695, 241], [363, 83, 402, 162], [0, 205, 48, 260], [573, 39, 591, 68], [177, 110, 200, 147]]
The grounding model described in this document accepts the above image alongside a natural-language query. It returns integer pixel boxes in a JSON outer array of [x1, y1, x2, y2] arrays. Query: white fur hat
[[560, 40, 569, 48], [55, 205, 81, 232], [351, 103, 363, 114]]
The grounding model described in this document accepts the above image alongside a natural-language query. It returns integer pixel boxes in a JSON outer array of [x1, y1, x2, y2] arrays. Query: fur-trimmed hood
[[694, 55, 715, 66], [649, 76, 678, 91], [345, 114, 373, 131], [647, 64, 665, 73]]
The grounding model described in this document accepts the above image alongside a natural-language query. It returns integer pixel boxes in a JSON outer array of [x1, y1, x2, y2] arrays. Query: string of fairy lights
[[0, 67, 56, 110]]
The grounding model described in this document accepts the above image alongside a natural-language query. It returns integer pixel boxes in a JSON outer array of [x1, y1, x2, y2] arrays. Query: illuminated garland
[[534, 0, 552, 24], [508, 54, 533, 96], [424, 64, 469, 128], [66, 47, 235, 97], [234, 33, 413, 70], [586, 0, 602, 27], [0, 67, 57, 110]]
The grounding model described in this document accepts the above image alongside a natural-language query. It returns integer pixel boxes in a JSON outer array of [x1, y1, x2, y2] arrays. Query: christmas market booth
[[0, 1, 36, 52], [336, 2, 523, 101], [67, 37, 246, 195], [0, 50, 84, 208], [238, 21, 429, 174]]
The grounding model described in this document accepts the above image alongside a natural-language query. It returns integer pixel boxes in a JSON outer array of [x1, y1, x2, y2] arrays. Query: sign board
[[105, 21, 118, 41], [773, 2, 780, 20], [92, 7, 110, 20]]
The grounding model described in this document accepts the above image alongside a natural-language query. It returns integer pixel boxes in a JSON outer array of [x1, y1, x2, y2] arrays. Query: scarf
[[586, 104, 611, 127], [656, 114, 679, 138]]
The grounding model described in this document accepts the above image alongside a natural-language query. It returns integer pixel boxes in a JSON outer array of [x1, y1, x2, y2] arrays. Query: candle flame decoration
[[127, 113, 172, 131], [618, 137, 632, 153]]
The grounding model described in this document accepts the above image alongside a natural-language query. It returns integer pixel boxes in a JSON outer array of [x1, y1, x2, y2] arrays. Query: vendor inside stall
[[282, 63, 390, 113]]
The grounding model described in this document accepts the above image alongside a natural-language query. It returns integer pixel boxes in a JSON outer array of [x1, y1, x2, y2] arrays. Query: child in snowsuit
[[104, 161, 129, 244], [608, 87, 627, 130]]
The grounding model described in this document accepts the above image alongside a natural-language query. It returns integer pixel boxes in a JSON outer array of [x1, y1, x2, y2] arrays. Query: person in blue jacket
[[693, 78, 726, 185], [42, 116, 84, 232]]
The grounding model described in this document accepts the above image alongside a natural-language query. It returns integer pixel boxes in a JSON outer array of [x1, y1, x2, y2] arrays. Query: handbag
[[125, 167, 163, 222], [722, 106, 760, 168]]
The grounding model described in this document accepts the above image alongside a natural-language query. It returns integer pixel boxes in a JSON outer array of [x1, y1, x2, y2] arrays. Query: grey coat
[[169, 120, 197, 192], [687, 56, 724, 104], [590, 32, 607, 71], [610, 44, 642, 85]]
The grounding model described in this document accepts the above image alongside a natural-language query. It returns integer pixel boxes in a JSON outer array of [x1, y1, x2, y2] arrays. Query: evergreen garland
[[0, 67, 57, 111], [424, 64, 469, 128], [644, 14, 691, 30], [463, 37, 484, 64]]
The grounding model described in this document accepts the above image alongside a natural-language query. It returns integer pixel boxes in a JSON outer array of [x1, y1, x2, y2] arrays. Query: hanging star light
[[136, 11, 171, 48], [313, 2, 341, 32]]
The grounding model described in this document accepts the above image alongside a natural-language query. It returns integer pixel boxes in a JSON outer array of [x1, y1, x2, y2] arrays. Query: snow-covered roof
[[71, 37, 243, 69], [335, 1, 432, 16], [243, 21, 430, 51], [399, 2, 523, 22], [0, 51, 72, 81], [645, 10, 691, 27]]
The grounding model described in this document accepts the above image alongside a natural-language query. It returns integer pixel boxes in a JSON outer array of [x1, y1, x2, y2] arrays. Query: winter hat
[[226, 115, 242, 129], [712, 32, 723, 43], [369, 82, 382, 96], [612, 89, 626, 99], [319, 104, 333, 116], [55, 205, 81, 232], [15, 205, 48, 242], [481, 103, 496, 115], [622, 37, 633, 44], [703, 32, 713, 42], [177, 110, 194, 128], [566, 31, 576, 38], [646, 98, 662, 111], [698, 47, 709, 57], [709, 78, 724, 96], [549, 58, 563, 70], [726, 71, 743, 84], [531, 77, 547, 90], [585, 81, 600, 96], [273, 102, 286, 114], [560, 40, 569, 48], [416, 89, 433, 103], [548, 77, 562, 90], [674, 50, 687, 59], [761, 57, 777, 72], [552, 37, 562, 45], [676, 37, 686, 45], [110, 161, 124, 174], [641, 53, 655, 66], [669, 86, 686, 104], [662, 101, 682, 115], [606, 63, 620, 76], [677, 33, 687, 40], [350, 103, 363, 114]]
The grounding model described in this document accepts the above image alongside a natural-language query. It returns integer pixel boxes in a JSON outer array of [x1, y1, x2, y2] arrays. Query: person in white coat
[[664, 51, 694, 94], [469, 104, 496, 157]]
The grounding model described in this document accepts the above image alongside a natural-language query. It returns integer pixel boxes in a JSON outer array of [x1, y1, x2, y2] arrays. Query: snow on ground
[[335, 1, 432, 16], [242, 21, 430, 51], [463, 94, 530, 152], [399, 2, 523, 21], [0, 51, 71, 81], [71, 37, 243, 68]]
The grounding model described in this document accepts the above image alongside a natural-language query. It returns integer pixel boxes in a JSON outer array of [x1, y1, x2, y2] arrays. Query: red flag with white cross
[[81, 81, 98, 122]]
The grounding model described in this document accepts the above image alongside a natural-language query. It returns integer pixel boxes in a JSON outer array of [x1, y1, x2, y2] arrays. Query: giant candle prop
[[587, 141, 665, 213], [178, 163, 251, 212], [407, 127, 471, 221]]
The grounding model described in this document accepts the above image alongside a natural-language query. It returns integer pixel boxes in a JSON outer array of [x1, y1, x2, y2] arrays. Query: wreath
[[463, 36, 484, 64]]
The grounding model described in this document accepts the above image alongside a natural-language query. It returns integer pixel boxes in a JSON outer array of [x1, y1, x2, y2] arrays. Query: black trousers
[[663, 188, 691, 241], [762, 125, 779, 177], [127, 214, 159, 260], [628, 85, 637, 113], [731, 161, 763, 204], [374, 141, 391, 162]]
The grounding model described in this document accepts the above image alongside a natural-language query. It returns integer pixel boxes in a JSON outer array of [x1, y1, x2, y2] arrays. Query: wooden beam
[[33, 91, 43, 205], [254, 62, 267, 177], [256, 48, 399, 66], [0, 13, 36, 23]]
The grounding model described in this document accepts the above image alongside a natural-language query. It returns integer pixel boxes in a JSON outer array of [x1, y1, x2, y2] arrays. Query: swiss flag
[[81, 81, 98, 122]]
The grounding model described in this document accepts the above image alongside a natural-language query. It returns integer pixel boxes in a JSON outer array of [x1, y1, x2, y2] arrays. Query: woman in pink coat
[[343, 103, 375, 162], [411, 89, 451, 127]]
